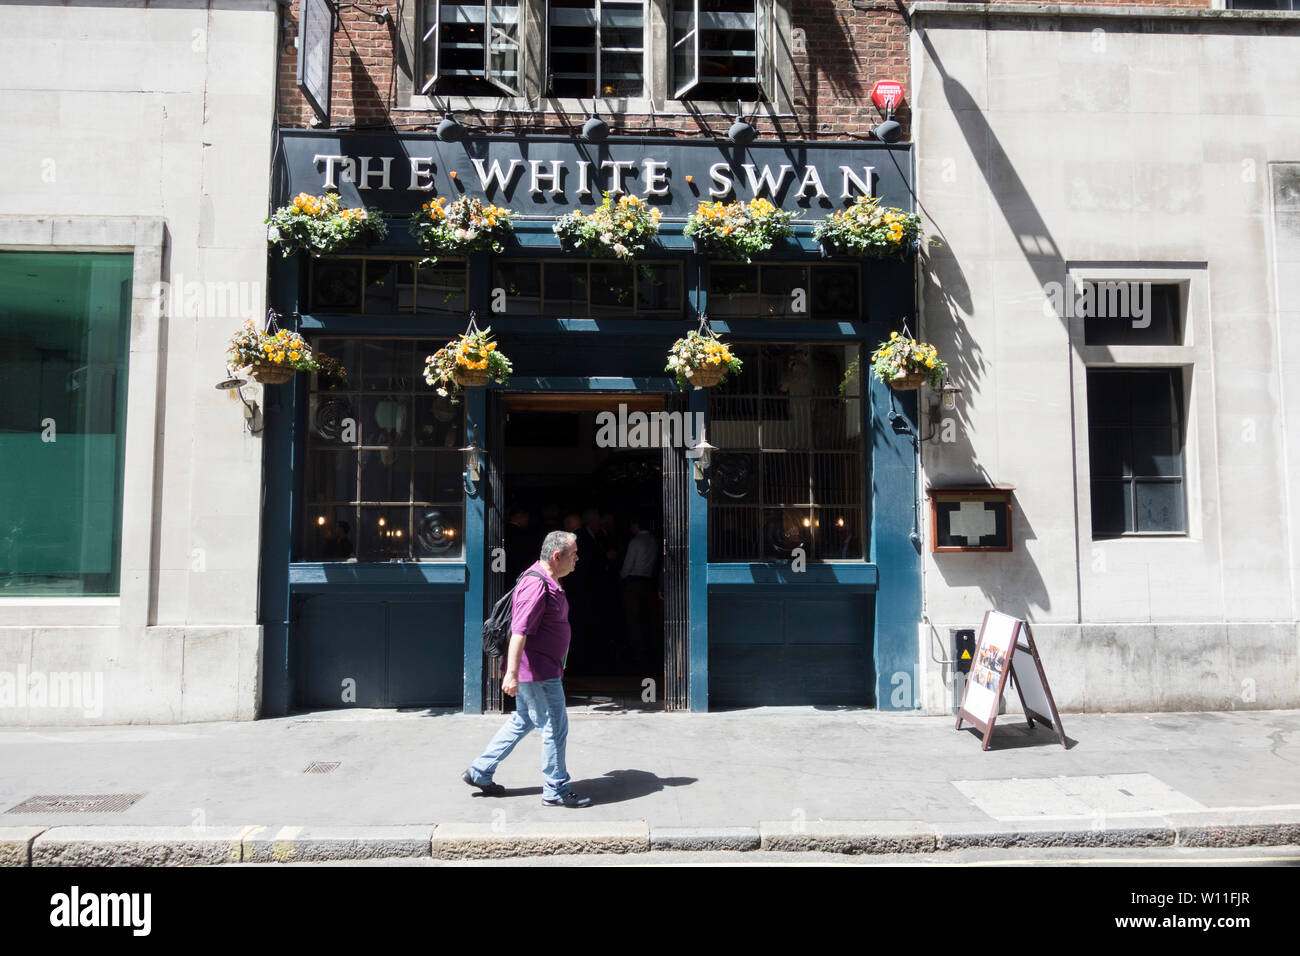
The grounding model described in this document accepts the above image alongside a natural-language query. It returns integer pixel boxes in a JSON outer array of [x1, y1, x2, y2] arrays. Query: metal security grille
[[483, 390, 507, 714], [303, 761, 340, 774], [661, 393, 690, 711], [6, 793, 144, 814]]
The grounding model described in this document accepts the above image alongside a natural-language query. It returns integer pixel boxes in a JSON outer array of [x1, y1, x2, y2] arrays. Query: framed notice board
[[928, 487, 1014, 552]]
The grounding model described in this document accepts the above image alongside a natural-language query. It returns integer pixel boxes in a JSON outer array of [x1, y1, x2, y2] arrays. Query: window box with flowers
[[683, 198, 796, 263], [408, 196, 514, 260], [424, 320, 513, 403], [813, 196, 924, 259], [552, 194, 662, 260], [266, 193, 387, 257]]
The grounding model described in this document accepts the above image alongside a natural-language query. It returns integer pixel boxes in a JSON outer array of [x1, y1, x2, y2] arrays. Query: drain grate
[[303, 761, 340, 774], [6, 793, 145, 814]]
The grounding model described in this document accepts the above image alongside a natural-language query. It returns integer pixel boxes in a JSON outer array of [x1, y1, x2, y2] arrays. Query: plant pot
[[686, 363, 727, 387], [886, 369, 928, 391], [453, 367, 491, 388], [250, 363, 296, 385]]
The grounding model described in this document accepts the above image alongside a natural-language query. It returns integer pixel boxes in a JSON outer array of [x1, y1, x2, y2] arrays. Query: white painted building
[[0, 1, 280, 724], [911, 4, 1300, 713]]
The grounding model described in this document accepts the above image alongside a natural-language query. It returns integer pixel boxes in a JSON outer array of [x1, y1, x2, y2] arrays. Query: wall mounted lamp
[[215, 374, 262, 434], [460, 424, 482, 496], [689, 427, 716, 494], [437, 113, 465, 142]]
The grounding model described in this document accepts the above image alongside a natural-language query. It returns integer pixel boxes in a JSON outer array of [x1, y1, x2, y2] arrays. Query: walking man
[[462, 530, 593, 808]]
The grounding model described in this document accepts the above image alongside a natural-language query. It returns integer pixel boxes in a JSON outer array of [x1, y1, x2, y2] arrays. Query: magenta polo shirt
[[510, 562, 571, 682]]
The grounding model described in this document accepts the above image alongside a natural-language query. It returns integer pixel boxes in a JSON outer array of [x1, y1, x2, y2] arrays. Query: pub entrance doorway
[[486, 392, 683, 712]]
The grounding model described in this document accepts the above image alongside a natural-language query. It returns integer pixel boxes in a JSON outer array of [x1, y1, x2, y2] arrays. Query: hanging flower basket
[[666, 324, 743, 390], [869, 330, 947, 391], [451, 366, 491, 388], [424, 315, 513, 404], [249, 363, 297, 385], [813, 196, 925, 259], [227, 314, 319, 385], [265, 192, 387, 258], [552, 194, 661, 260], [683, 198, 796, 263], [409, 196, 514, 261]]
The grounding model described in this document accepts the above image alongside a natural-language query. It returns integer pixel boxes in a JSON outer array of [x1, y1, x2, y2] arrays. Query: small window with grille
[[420, 0, 521, 96], [549, 0, 646, 98], [672, 0, 776, 102]]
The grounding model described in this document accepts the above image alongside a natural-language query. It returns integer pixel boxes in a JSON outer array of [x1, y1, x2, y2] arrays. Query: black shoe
[[462, 769, 505, 797], [542, 791, 593, 808]]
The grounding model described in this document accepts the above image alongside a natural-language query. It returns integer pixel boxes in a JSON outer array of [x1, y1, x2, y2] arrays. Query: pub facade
[[262, 131, 922, 714]]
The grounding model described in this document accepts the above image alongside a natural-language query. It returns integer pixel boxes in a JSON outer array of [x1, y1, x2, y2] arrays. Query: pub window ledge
[[395, 96, 794, 119]]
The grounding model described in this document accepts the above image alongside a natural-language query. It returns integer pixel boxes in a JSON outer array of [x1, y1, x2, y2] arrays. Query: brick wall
[[276, 0, 913, 141]]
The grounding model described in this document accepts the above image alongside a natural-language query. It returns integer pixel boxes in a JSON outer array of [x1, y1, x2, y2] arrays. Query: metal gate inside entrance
[[482, 391, 689, 713]]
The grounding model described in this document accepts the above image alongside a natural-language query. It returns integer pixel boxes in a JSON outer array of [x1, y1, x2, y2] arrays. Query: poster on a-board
[[955, 610, 1067, 750]]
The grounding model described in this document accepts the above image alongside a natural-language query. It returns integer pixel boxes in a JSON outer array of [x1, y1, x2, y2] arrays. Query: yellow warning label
[[961, 649, 971, 660]]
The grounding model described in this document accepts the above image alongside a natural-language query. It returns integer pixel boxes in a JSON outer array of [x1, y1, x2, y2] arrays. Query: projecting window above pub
[[1225, 0, 1298, 9], [549, 0, 646, 98], [673, 0, 775, 101], [421, 0, 521, 96]]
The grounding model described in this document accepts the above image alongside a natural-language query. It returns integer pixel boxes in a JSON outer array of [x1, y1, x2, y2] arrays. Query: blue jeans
[[468, 678, 571, 800]]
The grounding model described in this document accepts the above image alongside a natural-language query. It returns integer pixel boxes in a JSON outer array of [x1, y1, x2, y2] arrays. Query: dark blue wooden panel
[[294, 594, 464, 709], [708, 593, 874, 707], [296, 597, 387, 709], [389, 600, 463, 707], [709, 598, 783, 645]]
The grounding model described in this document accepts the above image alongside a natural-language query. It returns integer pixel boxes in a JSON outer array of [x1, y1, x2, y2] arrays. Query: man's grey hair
[[540, 531, 577, 564]]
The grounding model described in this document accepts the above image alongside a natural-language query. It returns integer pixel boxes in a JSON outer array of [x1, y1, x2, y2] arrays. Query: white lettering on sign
[[840, 165, 874, 200], [708, 162, 734, 198], [529, 159, 564, 197], [303, 154, 885, 206], [356, 156, 393, 190], [796, 165, 829, 200], [742, 163, 793, 198], [409, 157, 436, 191], [601, 160, 637, 195], [643, 159, 670, 196], [948, 501, 996, 545], [472, 158, 525, 195], [314, 154, 354, 189]]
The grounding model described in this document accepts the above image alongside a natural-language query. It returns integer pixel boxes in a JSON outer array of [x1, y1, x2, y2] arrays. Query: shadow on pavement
[[571, 769, 697, 806]]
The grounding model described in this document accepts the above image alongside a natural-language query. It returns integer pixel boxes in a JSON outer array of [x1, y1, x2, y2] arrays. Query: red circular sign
[[871, 80, 904, 111]]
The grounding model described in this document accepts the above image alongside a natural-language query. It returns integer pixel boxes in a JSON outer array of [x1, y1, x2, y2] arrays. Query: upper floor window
[[421, 0, 522, 96], [1225, 0, 1298, 9], [412, 0, 790, 105], [549, 0, 647, 98], [673, 0, 775, 101]]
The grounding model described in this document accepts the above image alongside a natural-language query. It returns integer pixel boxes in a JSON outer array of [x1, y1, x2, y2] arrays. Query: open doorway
[[501, 393, 666, 710]]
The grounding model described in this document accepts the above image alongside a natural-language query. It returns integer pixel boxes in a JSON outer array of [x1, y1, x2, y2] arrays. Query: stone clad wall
[[911, 6, 1300, 713], [0, 1, 280, 725]]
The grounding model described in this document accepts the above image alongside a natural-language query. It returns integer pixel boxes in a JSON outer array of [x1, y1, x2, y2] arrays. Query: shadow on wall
[[916, 27, 1070, 622]]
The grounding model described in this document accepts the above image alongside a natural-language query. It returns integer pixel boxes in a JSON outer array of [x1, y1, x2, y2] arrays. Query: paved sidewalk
[[2, 706, 1298, 863]]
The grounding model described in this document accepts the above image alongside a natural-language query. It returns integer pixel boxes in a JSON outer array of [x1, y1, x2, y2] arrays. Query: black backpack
[[482, 571, 550, 659]]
